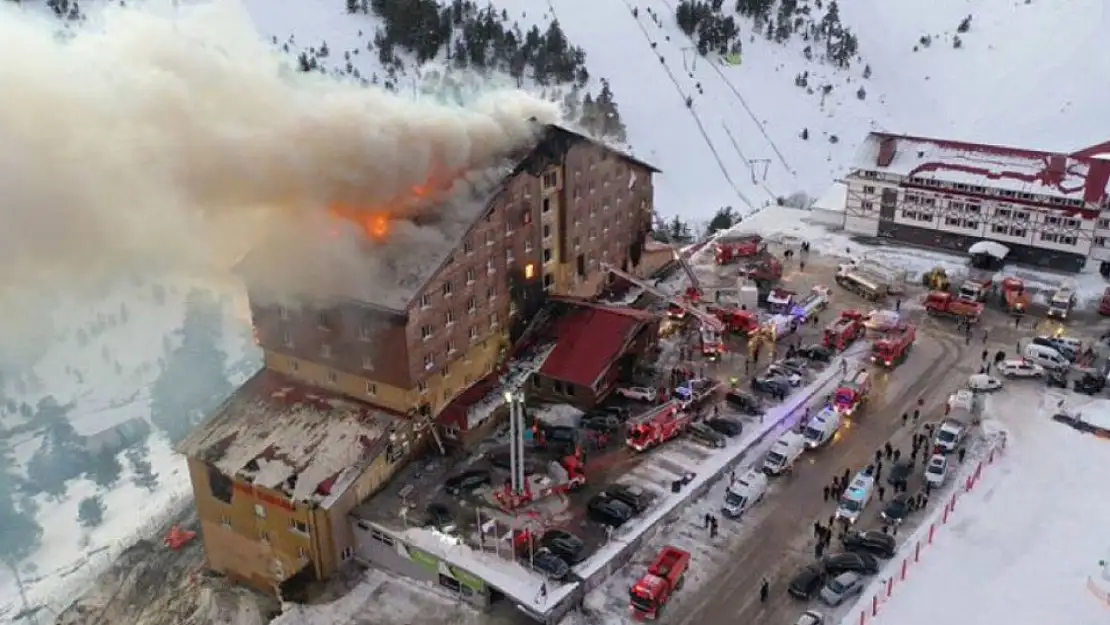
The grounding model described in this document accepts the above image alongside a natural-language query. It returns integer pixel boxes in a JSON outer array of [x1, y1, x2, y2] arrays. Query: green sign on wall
[[406, 546, 486, 592]]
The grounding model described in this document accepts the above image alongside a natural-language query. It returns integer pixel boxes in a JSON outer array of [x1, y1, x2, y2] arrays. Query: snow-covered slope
[[240, 0, 1110, 221], [0, 279, 259, 617]]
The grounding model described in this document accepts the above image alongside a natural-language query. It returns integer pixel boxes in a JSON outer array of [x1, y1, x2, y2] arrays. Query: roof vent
[[877, 136, 897, 167]]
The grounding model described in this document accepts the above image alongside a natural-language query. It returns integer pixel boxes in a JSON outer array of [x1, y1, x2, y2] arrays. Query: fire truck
[[626, 402, 693, 452], [822, 310, 865, 351], [871, 324, 916, 367], [766, 288, 795, 314], [714, 234, 765, 265], [600, 264, 725, 335], [714, 308, 761, 335], [700, 328, 724, 360], [835, 266, 887, 301], [999, 277, 1029, 314], [629, 546, 691, 620], [495, 455, 586, 510], [924, 292, 983, 323], [739, 256, 783, 282], [832, 370, 871, 416], [792, 286, 830, 322], [956, 269, 995, 302]]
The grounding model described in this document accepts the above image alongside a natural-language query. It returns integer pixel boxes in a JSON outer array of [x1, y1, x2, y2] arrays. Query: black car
[[605, 483, 655, 513], [487, 449, 540, 474], [787, 565, 827, 600], [841, 530, 896, 558], [424, 502, 455, 529], [774, 358, 809, 375], [1074, 372, 1105, 395], [444, 469, 492, 496], [725, 390, 765, 415], [887, 460, 912, 489], [581, 413, 622, 433], [536, 425, 579, 451], [525, 548, 570, 580], [798, 344, 833, 363], [597, 405, 632, 420], [587, 494, 634, 527], [880, 493, 913, 524], [823, 552, 879, 575], [540, 529, 587, 564], [707, 417, 744, 437], [752, 375, 791, 396]]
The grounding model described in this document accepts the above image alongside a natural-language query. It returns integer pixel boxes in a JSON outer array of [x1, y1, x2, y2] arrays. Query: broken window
[[208, 466, 234, 504]]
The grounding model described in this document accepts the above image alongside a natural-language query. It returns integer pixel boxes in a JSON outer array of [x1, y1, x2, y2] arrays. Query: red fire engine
[[714, 234, 765, 265], [495, 455, 586, 510], [626, 402, 693, 452], [714, 308, 761, 335], [629, 546, 691, 619], [832, 369, 871, 416], [924, 292, 983, 323], [822, 310, 865, 351], [700, 328, 725, 360], [871, 323, 916, 367]]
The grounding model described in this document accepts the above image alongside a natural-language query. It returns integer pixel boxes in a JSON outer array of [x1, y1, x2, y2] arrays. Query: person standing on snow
[[760, 578, 770, 603]]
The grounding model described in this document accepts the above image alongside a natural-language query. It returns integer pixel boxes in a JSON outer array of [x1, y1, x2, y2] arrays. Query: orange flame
[[327, 169, 465, 242]]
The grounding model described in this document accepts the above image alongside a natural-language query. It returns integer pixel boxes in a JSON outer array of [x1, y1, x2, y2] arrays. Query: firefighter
[[759, 578, 769, 603]]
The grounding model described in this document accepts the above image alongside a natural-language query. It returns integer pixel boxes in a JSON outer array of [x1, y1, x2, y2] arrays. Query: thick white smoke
[[0, 1, 560, 306]]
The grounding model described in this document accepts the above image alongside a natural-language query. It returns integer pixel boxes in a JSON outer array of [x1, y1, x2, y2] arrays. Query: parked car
[[688, 422, 727, 448], [617, 387, 657, 402], [487, 449, 539, 474], [535, 425, 579, 452], [798, 344, 833, 363], [587, 494, 634, 527], [841, 530, 896, 558], [1045, 370, 1069, 388], [604, 483, 655, 513], [524, 548, 570, 580], [766, 365, 804, 386], [998, 359, 1044, 378], [581, 413, 622, 433], [967, 374, 1002, 392], [443, 470, 491, 496], [540, 529, 587, 564], [823, 552, 879, 576], [707, 417, 744, 437], [887, 460, 912, 489], [725, 390, 765, 415], [793, 610, 825, 625], [819, 571, 864, 607], [424, 502, 455, 530], [1074, 371, 1106, 395], [1032, 336, 1078, 361], [776, 358, 810, 374], [788, 565, 827, 600], [924, 454, 949, 487], [752, 375, 791, 396], [880, 492, 913, 525]]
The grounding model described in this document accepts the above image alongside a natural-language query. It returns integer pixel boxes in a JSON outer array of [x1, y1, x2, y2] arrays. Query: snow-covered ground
[[0, 279, 258, 617], [842, 391, 1110, 625]]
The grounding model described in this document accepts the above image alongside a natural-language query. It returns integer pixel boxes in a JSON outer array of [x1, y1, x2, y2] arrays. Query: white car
[[924, 454, 948, 487], [864, 309, 901, 332], [767, 365, 804, 386], [967, 374, 1002, 392], [997, 359, 1045, 378], [617, 386, 657, 402], [793, 610, 825, 625]]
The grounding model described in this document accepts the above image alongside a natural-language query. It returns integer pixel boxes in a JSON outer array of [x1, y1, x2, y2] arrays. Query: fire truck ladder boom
[[673, 250, 702, 292], [601, 263, 724, 332]]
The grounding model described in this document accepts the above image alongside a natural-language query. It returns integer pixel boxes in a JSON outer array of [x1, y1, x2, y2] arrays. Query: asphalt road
[[672, 328, 975, 625]]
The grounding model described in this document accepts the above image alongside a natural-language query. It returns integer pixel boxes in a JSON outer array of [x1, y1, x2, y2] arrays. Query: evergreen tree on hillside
[[0, 441, 42, 567], [77, 495, 105, 528], [149, 289, 233, 445], [668, 215, 694, 243], [25, 398, 87, 500], [706, 206, 739, 236], [125, 444, 160, 492]]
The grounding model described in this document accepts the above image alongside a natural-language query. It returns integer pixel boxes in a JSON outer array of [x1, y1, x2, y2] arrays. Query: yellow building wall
[[186, 457, 336, 592], [263, 334, 504, 418]]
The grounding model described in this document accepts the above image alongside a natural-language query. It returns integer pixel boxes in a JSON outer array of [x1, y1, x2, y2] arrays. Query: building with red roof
[[842, 131, 1110, 273], [532, 298, 661, 407]]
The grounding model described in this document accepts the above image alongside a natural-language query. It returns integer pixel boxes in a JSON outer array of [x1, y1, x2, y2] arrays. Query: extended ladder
[[600, 263, 725, 333]]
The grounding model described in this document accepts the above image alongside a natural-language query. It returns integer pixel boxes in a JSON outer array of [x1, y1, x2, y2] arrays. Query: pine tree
[[125, 444, 160, 492], [0, 442, 42, 567], [78, 495, 105, 528]]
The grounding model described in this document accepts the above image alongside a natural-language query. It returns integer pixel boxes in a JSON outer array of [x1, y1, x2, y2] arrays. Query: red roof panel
[[539, 306, 648, 389]]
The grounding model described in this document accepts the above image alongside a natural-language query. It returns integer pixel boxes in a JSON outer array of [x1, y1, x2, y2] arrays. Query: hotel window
[[278, 305, 290, 320], [254, 504, 267, 518], [365, 381, 377, 396], [282, 330, 292, 347], [442, 281, 453, 297], [326, 370, 338, 384], [423, 354, 434, 370], [464, 240, 473, 254], [362, 355, 375, 370], [863, 185, 876, 194], [320, 343, 332, 359], [420, 294, 431, 309], [421, 325, 433, 340], [465, 268, 476, 284], [289, 520, 310, 535]]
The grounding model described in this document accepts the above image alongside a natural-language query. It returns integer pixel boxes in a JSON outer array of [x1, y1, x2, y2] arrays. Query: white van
[[722, 469, 769, 518], [763, 432, 805, 475], [1023, 343, 1070, 372], [835, 471, 875, 525], [933, 418, 967, 453], [802, 406, 841, 449]]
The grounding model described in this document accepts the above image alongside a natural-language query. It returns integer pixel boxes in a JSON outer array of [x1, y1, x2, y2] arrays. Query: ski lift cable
[[651, 0, 796, 178], [564, 0, 754, 210]]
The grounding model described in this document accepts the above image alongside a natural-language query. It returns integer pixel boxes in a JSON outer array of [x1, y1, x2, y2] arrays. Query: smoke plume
[[0, 1, 560, 305]]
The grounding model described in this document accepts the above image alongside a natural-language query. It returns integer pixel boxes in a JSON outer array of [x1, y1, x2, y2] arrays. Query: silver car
[[819, 571, 863, 606], [793, 610, 825, 625]]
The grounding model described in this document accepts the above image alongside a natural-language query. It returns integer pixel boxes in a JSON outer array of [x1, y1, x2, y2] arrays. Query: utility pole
[[681, 46, 698, 73], [749, 159, 771, 185]]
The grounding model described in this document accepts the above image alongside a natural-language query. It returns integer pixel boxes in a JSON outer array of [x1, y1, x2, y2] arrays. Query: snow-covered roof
[[968, 240, 1010, 259], [853, 132, 1110, 206], [177, 369, 400, 507]]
